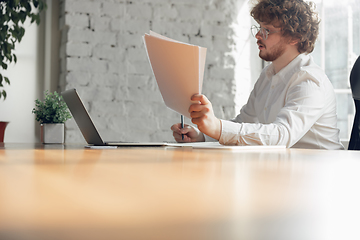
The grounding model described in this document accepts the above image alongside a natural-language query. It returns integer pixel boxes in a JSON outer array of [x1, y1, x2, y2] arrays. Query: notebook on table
[[61, 88, 167, 147]]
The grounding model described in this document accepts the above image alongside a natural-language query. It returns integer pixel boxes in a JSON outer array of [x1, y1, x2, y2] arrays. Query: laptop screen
[[61, 89, 105, 145]]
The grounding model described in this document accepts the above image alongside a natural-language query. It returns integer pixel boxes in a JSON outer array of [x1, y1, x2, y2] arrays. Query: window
[[312, 0, 360, 141]]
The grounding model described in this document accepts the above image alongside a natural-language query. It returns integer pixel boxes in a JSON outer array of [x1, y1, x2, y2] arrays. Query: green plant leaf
[[13, 54, 17, 63], [19, 10, 27, 24], [33, 0, 39, 8], [35, 15, 40, 25], [1, 90, 7, 100], [0, 0, 47, 100], [19, 26, 25, 41], [33, 91, 72, 124], [10, 11, 20, 25], [1, 62, 8, 70], [5, 53, 12, 62], [24, 2, 32, 13]]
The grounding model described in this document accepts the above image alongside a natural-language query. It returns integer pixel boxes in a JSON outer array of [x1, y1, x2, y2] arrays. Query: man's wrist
[[214, 118, 222, 140], [207, 118, 222, 141]]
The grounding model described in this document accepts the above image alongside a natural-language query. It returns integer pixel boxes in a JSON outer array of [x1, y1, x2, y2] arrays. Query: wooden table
[[1, 143, 360, 240]]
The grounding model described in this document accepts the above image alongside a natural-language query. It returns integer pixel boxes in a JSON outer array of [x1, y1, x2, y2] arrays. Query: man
[[171, 0, 344, 149]]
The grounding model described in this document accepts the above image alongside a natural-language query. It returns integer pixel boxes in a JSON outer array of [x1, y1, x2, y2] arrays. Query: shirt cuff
[[219, 119, 242, 145]]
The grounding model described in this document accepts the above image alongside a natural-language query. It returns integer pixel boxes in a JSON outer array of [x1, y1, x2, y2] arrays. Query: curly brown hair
[[250, 0, 320, 54]]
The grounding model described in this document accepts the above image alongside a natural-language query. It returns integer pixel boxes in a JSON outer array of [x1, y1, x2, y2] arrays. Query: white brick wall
[[59, 0, 254, 143]]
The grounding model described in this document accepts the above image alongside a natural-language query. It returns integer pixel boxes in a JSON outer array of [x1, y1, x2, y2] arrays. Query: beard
[[258, 39, 287, 62]]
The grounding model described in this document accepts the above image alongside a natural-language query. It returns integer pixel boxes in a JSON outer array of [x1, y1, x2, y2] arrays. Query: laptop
[[61, 88, 167, 147]]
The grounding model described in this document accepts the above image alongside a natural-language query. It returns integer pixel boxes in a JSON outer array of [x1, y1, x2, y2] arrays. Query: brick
[[91, 31, 117, 45], [175, 4, 202, 21], [108, 61, 127, 75], [126, 60, 152, 75], [90, 16, 111, 31], [67, 28, 93, 42], [110, 18, 123, 32], [67, 28, 117, 45], [126, 87, 162, 103], [153, 5, 178, 20], [91, 100, 125, 118], [64, 127, 86, 144], [93, 44, 124, 61], [212, 36, 233, 52], [189, 35, 212, 49], [150, 130, 174, 142], [102, 2, 125, 18], [66, 71, 92, 85], [64, 1, 101, 15], [66, 57, 108, 73], [92, 73, 126, 88], [204, 9, 226, 22], [113, 85, 130, 101], [118, 33, 145, 48], [126, 3, 153, 20], [65, 13, 89, 29], [125, 46, 148, 62], [66, 42, 92, 57], [213, 25, 234, 37], [150, 102, 179, 118], [122, 20, 151, 35], [81, 86, 115, 102]]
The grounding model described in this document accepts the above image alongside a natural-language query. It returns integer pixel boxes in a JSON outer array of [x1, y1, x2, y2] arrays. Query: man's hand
[[189, 94, 221, 140], [171, 123, 205, 143]]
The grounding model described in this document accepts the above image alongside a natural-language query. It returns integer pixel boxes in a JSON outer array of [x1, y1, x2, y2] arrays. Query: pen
[[181, 115, 184, 140]]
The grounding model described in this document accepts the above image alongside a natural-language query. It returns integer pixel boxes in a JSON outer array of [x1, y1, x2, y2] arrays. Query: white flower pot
[[41, 123, 64, 144]]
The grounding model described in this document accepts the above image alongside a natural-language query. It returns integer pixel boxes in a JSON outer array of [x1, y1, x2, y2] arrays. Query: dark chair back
[[348, 56, 360, 150]]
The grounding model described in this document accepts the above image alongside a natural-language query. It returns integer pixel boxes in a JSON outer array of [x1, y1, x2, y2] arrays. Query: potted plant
[[0, 0, 46, 142], [0, 121, 8, 143], [32, 91, 72, 144]]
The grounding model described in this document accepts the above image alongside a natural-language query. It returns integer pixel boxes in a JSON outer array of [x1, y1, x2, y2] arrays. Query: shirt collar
[[265, 54, 310, 82]]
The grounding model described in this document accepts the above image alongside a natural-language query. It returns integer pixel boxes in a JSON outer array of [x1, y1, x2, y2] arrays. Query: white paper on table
[[165, 142, 287, 150], [143, 31, 207, 119]]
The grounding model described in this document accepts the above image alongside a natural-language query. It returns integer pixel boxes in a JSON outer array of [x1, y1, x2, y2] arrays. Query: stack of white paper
[[143, 31, 207, 119], [166, 142, 287, 150]]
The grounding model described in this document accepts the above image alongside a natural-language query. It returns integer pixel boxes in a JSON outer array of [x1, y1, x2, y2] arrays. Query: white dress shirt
[[218, 54, 344, 149]]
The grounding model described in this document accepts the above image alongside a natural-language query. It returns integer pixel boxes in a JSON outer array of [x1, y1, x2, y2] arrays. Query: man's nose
[[255, 30, 263, 40]]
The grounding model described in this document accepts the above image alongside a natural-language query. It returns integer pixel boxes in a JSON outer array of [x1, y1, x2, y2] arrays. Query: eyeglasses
[[251, 25, 280, 40]]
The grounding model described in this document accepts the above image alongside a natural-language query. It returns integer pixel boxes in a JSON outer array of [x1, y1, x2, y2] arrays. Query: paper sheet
[[143, 31, 207, 118], [166, 142, 286, 150]]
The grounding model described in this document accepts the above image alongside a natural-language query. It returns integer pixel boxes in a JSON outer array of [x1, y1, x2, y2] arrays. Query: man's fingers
[[191, 116, 202, 126], [171, 123, 192, 135], [188, 102, 211, 114], [173, 131, 191, 143], [170, 123, 182, 132], [190, 109, 209, 119], [179, 125, 193, 134], [191, 94, 210, 105]]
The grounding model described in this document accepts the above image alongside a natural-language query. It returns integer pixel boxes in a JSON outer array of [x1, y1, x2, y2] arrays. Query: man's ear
[[289, 38, 299, 45]]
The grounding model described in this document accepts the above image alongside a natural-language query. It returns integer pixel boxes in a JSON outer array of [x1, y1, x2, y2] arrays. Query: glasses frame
[[251, 25, 280, 40]]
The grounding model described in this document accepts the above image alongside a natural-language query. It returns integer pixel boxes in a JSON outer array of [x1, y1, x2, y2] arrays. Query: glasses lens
[[261, 28, 268, 40], [251, 26, 269, 40], [251, 26, 260, 38]]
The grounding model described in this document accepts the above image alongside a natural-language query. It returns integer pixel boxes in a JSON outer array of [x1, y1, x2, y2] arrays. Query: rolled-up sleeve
[[219, 74, 328, 148]]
